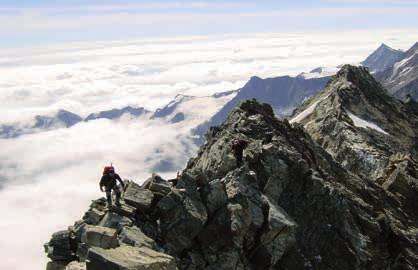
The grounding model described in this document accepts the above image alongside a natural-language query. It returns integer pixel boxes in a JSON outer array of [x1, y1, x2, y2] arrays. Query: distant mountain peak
[[361, 43, 404, 73]]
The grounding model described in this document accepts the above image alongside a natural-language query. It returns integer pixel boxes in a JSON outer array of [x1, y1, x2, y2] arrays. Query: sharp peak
[[334, 64, 372, 81], [327, 64, 392, 103], [378, 43, 391, 49], [233, 99, 275, 118]]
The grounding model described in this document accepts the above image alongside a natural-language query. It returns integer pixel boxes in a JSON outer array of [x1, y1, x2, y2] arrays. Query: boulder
[[118, 226, 156, 249], [123, 181, 154, 211], [110, 202, 137, 218], [142, 174, 172, 197], [45, 230, 75, 261], [98, 212, 132, 230], [82, 198, 107, 225], [86, 246, 176, 270], [80, 225, 118, 249]]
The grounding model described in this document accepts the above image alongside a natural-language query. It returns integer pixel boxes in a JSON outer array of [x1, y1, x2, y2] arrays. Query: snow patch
[[289, 100, 320, 123], [347, 112, 389, 135], [391, 52, 418, 79], [297, 66, 339, 79]]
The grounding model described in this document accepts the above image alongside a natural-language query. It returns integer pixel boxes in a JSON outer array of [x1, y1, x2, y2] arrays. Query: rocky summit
[[45, 88, 417, 269]]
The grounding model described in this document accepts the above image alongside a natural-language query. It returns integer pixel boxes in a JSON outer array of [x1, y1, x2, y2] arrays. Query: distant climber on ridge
[[100, 165, 125, 207], [231, 137, 249, 166]]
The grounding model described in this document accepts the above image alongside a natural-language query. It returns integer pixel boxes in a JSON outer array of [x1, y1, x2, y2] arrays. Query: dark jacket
[[100, 173, 124, 191]]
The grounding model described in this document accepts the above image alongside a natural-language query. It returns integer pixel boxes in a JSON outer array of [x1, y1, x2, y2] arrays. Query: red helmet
[[103, 166, 115, 175]]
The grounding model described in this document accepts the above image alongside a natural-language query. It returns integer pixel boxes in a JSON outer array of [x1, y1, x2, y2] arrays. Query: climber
[[100, 165, 125, 207], [231, 137, 249, 166]]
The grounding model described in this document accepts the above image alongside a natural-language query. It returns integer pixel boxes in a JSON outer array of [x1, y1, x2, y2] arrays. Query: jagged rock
[[80, 225, 118, 249], [45, 230, 76, 261], [200, 179, 228, 216], [46, 76, 418, 270], [118, 226, 156, 249], [82, 198, 107, 225], [86, 246, 176, 270], [142, 174, 172, 197], [157, 189, 208, 253], [98, 212, 132, 230], [110, 202, 137, 218], [123, 181, 154, 211]]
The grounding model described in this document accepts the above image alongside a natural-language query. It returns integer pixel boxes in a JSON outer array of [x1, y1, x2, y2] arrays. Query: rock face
[[361, 43, 404, 73], [290, 65, 418, 180], [46, 87, 417, 269], [375, 42, 418, 100]]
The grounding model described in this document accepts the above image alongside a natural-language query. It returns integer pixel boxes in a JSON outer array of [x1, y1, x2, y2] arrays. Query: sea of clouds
[[1, 29, 418, 269]]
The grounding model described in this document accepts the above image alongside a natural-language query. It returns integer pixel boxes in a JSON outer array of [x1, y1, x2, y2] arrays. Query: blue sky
[[1, 0, 418, 47]]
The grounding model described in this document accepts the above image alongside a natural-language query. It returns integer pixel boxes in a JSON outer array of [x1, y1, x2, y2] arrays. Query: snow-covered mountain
[[361, 43, 404, 73], [193, 74, 330, 143], [0, 110, 82, 138], [0, 91, 237, 139], [151, 91, 237, 127], [374, 42, 418, 99], [297, 66, 339, 79], [85, 106, 149, 122], [0, 107, 149, 139]]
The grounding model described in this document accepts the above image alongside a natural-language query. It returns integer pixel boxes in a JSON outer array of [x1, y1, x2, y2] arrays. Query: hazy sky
[[1, 0, 418, 47]]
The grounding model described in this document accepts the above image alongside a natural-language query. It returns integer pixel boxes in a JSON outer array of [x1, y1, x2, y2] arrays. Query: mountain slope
[[85, 106, 149, 121], [361, 43, 404, 73], [376, 42, 418, 99], [45, 99, 417, 270], [290, 65, 418, 180], [193, 74, 329, 143]]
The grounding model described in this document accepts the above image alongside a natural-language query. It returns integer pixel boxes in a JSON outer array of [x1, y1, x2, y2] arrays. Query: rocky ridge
[[290, 65, 418, 180], [45, 96, 417, 269]]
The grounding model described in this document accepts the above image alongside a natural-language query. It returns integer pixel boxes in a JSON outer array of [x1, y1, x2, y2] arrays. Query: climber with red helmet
[[100, 165, 125, 207]]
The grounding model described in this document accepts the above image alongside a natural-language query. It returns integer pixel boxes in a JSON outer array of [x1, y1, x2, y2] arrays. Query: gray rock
[[80, 225, 118, 249], [45, 77, 418, 270], [98, 212, 133, 230], [158, 190, 207, 253], [86, 246, 176, 270], [201, 179, 228, 216], [123, 181, 154, 211], [143, 174, 173, 197], [118, 226, 156, 249], [110, 202, 137, 218], [45, 230, 75, 261]]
